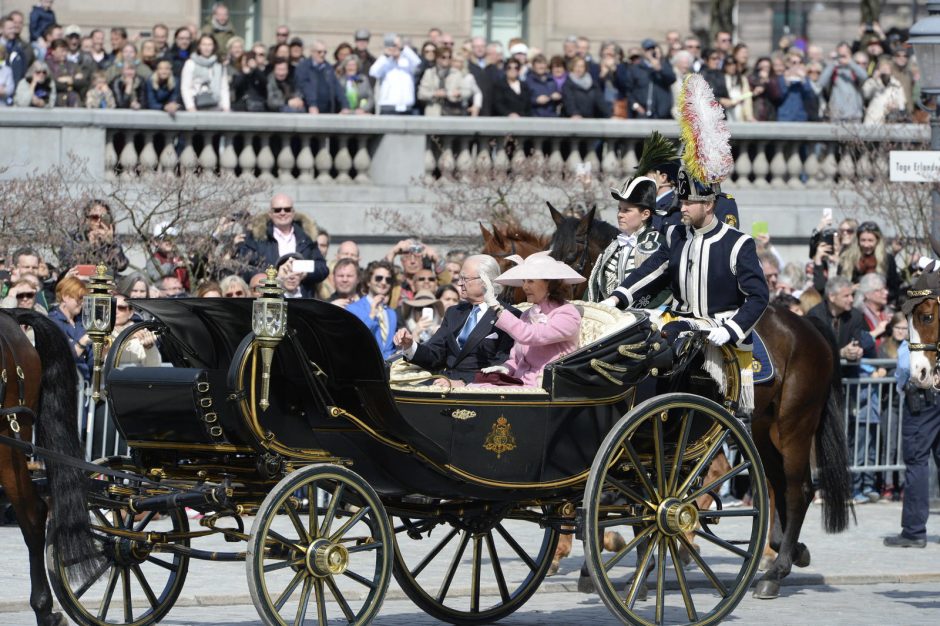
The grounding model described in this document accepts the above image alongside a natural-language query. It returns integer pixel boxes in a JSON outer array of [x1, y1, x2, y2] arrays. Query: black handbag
[[194, 83, 219, 110]]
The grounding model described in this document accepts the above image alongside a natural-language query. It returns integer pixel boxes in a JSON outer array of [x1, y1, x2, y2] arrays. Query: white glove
[[480, 273, 500, 308], [601, 296, 620, 309], [707, 326, 732, 346], [481, 365, 509, 374]]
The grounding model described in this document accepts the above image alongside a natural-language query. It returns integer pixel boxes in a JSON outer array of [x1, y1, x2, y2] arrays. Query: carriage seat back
[[107, 366, 250, 447]]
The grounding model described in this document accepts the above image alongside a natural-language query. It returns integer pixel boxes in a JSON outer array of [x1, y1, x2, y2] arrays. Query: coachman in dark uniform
[[602, 167, 768, 349]]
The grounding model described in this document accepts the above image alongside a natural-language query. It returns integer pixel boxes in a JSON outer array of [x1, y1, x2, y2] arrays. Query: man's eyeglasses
[[224, 290, 245, 297], [415, 276, 437, 282], [16, 292, 36, 300], [372, 275, 393, 284], [276, 32, 289, 38], [312, 49, 327, 55], [86, 213, 107, 221], [456, 275, 481, 283], [271, 206, 293, 213], [115, 303, 131, 311]]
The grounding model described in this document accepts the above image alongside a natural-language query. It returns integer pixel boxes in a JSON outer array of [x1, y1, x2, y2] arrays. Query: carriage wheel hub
[[657, 498, 698, 536], [307, 539, 349, 577]]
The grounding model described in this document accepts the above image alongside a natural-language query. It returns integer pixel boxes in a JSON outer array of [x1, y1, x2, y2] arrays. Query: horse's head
[[904, 269, 940, 389], [907, 296, 940, 389], [546, 201, 619, 281], [479, 222, 547, 272]]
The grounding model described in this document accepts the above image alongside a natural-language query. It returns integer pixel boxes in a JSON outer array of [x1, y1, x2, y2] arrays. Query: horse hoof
[[41, 613, 68, 626], [577, 574, 596, 594], [604, 530, 626, 552], [546, 559, 560, 577], [793, 545, 811, 568], [753, 580, 780, 599], [759, 555, 775, 571]]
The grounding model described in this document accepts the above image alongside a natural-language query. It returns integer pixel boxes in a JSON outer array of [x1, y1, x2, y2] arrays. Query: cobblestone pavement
[[0, 500, 937, 624]]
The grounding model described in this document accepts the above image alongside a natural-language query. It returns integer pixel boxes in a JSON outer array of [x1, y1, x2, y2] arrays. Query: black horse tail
[[805, 314, 852, 533], [15, 310, 101, 581]]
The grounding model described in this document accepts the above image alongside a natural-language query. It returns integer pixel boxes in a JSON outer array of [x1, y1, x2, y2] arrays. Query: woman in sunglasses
[[346, 260, 401, 358], [0, 277, 46, 313], [839, 221, 901, 302]]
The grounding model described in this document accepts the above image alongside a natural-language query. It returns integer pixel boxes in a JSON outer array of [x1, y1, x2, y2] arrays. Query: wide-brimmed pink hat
[[494, 251, 586, 287]]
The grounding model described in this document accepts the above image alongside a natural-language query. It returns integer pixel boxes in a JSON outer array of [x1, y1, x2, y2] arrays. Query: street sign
[[890, 150, 940, 182]]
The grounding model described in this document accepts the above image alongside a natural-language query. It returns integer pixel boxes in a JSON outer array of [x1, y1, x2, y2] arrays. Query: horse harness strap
[[0, 316, 28, 437], [905, 289, 940, 354]]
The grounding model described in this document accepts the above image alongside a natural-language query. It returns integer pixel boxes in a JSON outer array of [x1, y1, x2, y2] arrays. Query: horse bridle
[[906, 288, 940, 354]]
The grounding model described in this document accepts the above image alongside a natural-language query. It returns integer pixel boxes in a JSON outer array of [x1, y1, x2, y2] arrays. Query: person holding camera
[[862, 55, 906, 124], [369, 33, 421, 115], [817, 42, 867, 122], [56, 199, 129, 274], [614, 39, 675, 120], [385, 238, 440, 303], [236, 193, 327, 293]]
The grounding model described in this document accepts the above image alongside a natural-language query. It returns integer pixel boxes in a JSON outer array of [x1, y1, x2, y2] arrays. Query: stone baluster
[[856, 150, 873, 181], [732, 141, 752, 189], [566, 140, 583, 176], [471, 138, 489, 175], [104, 132, 118, 178], [527, 140, 545, 178], [118, 132, 139, 178], [256, 133, 276, 181], [601, 142, 620, 183], [438, 137, 456, 178], [296, 137, 315, 182], [314, 137, 333, 183], [585, 144, 600, 180], [276, 135, 296, 181], [837, 148, 856, 182], [547, 139, 564, 175], [334, 135, 352, 182], [493, 138, 510, 173], [455, 137, 474, 175], [353, 139, 371, 183], [820, 144, 838, 185], [510, 139, 526, 172], [803, 146, 821, 189], [237, 133, 257, 177], [768, 141, 787, 188], [786, 143, 804, 189], [751, 141, 769, 188], [158, 135, 178, 174], [138, 132, 158, 174], [424, 146, 437, 182], [198, 133, 218, 175], [219, 132, 238, 176]]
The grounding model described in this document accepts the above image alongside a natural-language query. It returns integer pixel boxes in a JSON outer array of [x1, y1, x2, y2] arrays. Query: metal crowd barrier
[[840, 358, 904, 475]]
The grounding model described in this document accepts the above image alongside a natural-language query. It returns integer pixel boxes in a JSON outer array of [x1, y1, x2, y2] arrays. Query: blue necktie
[[457, 305, 480, 349]]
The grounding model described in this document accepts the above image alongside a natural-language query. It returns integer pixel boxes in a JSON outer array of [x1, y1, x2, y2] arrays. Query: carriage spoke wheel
[[584, 394, 768, 626], [247, 464, 392, 626], [391, 504, 559, 625], [46, 457, 190, 626]]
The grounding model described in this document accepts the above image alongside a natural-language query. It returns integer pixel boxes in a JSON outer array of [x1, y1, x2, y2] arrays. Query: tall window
[[772, 4, 808, 46], [472, 0, 529, 50], [201, 0, 260, 45]]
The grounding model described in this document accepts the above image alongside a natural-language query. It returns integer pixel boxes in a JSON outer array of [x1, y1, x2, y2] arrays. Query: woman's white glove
[[480, 273, 500, 309], [707, 326, 732, 346], [600, 296, 620, 309], [481, 364, 509, 374]]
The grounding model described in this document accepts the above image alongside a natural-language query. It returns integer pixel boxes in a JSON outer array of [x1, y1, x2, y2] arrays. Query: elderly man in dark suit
[[393, 254, 514, 383]]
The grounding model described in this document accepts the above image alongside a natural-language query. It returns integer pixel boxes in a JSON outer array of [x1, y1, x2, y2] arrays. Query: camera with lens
[[809, 227, 836, 260], [409, 244, 425, 255]]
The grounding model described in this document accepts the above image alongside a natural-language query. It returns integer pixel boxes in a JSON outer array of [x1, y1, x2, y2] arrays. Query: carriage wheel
[[391, 504, 559, 625], [46, 457, 190, 626], [583, 393, 768, 626], [246, 464, 393, 626]]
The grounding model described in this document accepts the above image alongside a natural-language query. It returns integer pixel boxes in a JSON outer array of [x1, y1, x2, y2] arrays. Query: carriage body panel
[[105, 298, 666, 497]]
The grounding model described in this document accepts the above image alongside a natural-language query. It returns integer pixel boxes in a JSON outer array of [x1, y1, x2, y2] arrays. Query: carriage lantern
[[252, 266, 288, 411], [81, 264, 115, 401]]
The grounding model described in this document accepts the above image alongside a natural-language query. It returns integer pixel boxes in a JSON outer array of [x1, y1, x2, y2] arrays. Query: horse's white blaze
[[908, 315, 934, 389]]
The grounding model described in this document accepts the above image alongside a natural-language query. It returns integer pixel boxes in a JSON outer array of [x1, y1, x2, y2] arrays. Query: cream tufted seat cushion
[[389, 302, 637, 394]]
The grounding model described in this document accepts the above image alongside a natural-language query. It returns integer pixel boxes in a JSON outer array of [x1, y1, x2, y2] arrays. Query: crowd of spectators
[[0, 2, 924, 123]]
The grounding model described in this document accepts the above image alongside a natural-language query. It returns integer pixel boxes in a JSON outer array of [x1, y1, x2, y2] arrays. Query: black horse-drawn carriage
[[42, 280, 767, 626]]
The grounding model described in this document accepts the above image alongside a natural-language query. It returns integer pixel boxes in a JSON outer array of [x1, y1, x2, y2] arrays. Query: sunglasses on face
[[416, 276, 437, 282], [372, 275, 392, 284], [16, 292, 36, 299], [224, 290, 245, 297], [271, 206, 293, 213], [838, 227, 855, 234], [115, 303, 131, 311]]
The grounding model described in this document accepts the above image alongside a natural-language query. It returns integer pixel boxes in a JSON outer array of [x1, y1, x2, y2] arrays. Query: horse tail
[[14, 310, 101, 581], [805, 314, 852, 533]]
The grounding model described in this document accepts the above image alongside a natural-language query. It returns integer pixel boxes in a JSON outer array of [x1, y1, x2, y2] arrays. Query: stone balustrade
[[0, 110, 927, 262]]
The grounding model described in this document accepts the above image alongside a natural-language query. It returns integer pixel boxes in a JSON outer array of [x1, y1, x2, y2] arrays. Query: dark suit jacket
[[409, 302, 516, 383]]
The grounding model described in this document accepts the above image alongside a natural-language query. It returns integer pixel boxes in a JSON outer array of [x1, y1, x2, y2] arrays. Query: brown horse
[[0, 310, 100, 626], [486, 207, 852, 599]]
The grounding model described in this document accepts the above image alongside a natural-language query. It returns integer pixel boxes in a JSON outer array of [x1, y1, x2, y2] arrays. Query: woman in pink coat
[[478, 251, 585, 387]]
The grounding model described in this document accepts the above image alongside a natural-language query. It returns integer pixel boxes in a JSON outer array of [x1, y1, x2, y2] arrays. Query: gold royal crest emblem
[[484, 416, 517, 459]]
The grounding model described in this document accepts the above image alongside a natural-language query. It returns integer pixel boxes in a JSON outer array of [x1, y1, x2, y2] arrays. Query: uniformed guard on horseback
[[587, 182, 668, 305]]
